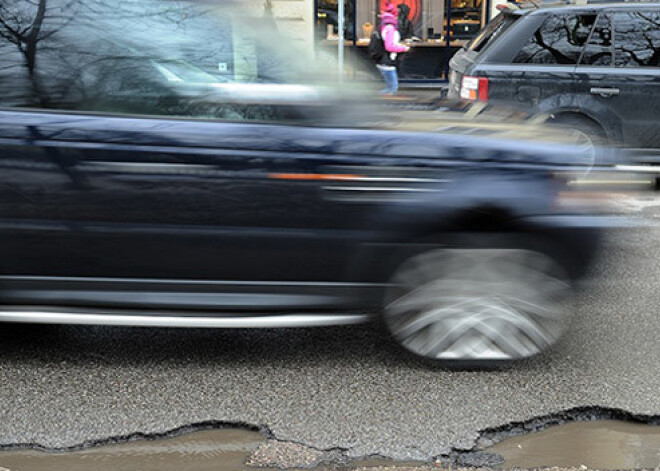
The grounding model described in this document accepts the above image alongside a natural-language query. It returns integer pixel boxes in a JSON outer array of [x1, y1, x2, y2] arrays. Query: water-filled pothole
[[0, 428, 425, 470], [4, 419, 660, 470], [487, 420, 660, 469], [0, 429, 263, 471]]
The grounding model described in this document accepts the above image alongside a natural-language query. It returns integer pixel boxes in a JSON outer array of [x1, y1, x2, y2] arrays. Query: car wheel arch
[[347, 203, 556, 283], [541, 106, 621, 143], [548, 111, 605, 133]]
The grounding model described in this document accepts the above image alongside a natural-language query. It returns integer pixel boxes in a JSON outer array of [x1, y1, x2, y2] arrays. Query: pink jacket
[[382, 24, 408, 53]]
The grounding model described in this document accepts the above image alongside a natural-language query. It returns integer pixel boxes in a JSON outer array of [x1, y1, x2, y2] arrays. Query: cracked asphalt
[[1, 193, 660, 463]]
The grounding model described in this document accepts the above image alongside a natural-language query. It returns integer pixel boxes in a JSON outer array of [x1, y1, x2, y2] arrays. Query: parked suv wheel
[[383, 244, 571, 363], [548, 114, 608, 168]]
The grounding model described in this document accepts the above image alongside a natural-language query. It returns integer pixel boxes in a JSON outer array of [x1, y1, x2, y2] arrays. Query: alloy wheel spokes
[[384, 248, 571, 360]]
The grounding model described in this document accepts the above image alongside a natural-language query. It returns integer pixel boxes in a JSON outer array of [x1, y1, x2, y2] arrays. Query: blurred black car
[[449, 2, 660, 153], [0, 0, 603, 363]]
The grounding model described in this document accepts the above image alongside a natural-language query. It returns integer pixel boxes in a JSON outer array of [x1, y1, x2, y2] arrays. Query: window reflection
[[615, 12, 660, 67], [514, 14, 596, 65], [579, 14, 612, 66], [0, 0, 323, 121]]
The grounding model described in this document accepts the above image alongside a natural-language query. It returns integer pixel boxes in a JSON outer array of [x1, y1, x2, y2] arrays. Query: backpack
[[368, 30, 385, 63]]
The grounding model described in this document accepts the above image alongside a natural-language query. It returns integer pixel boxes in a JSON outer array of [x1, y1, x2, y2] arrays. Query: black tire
[[382, 235, 573, 367]]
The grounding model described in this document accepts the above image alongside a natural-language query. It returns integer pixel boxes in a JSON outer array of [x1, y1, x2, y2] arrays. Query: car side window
[[0, 1, 306, 122], [579, 14, 612, 66], [614, 11, 660, 67], [513, 14, 597, 65]]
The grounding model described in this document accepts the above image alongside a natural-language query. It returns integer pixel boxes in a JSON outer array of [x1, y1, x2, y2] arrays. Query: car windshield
[[0, 0, 354, 118], [77, 1, 304, 84]]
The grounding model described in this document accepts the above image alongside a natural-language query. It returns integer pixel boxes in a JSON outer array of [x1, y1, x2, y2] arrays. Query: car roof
[[509, 1, 660, 16]]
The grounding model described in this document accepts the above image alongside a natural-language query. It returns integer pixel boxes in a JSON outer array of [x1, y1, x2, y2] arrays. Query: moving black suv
[[449, 2, 660, 153], [0, 0, 605, 364]]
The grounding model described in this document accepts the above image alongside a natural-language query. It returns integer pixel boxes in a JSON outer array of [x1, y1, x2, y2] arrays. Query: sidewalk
[[398, 85, 447, 101], [376, 85, 450, 110]]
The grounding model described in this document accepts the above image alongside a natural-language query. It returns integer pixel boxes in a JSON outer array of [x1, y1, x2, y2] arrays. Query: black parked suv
[[449, 2, 660, 153]]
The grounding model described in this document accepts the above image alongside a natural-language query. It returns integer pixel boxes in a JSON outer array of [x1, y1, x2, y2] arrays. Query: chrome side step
[[0, 308, 371, 328], [616, 164, 660, 174]]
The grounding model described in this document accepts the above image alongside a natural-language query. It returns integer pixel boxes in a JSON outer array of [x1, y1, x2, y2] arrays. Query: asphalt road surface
[[1, 193, 660, 463]]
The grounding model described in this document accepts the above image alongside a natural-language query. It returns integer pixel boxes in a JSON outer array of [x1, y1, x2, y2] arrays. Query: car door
[[0, 107, 394, 309], [611, 10, 660, 149], [572, 12, 621, 138], [0, 0, 383, 311], [575, 10, 660, 149]]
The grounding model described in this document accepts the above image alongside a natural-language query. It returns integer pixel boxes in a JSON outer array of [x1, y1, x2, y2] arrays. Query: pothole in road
[[485, 420, 660, 470], [0, 428, 264, 471], [0, 428, 424, 471], [3, 417, 660, 470]]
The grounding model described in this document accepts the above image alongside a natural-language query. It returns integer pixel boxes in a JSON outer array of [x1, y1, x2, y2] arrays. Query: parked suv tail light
[[460, 76, 489, 102]]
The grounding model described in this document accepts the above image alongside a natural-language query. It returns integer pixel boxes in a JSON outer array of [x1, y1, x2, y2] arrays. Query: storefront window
[[316, 0, 356, 41], [316, 0, 490, 82]]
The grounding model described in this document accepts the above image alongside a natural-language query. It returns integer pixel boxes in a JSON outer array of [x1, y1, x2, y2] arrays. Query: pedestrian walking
[[376, 2, 410, 95]]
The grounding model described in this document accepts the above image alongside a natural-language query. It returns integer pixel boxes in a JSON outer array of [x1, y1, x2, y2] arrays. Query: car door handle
[[590, 87, 619, 97]]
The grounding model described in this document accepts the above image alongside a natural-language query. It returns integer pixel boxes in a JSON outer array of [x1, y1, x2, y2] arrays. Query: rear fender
[[536, 94, 622, 143], [535, 93, 582, 116]]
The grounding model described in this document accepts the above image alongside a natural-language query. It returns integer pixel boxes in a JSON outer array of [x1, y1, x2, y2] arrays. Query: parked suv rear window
[[514, 14, 597, 64], [614, 12, 660, 67], [468, 13, 518, 53], [579, 13, 612, 66]]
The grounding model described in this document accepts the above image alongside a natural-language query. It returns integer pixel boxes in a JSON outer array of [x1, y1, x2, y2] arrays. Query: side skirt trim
[[0, 308, 371, 328]]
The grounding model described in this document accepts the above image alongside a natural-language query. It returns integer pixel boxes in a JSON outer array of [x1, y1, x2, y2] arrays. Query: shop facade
[[314, 0, 506, 83], [264, 0, 506, 84]]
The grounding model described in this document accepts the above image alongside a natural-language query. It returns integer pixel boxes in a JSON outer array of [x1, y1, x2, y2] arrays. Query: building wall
[[269, 0, 315, 54]]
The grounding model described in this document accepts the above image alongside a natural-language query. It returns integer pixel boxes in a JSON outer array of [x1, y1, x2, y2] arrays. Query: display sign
[[378, 0, 422, 24]]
